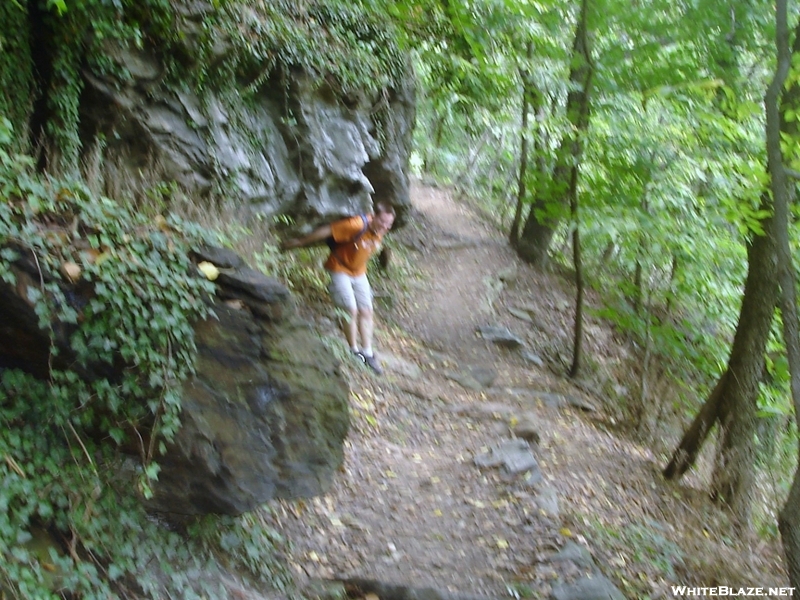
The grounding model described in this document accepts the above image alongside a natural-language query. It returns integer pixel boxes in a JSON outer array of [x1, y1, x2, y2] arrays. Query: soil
[[268, 181, 788, 599]]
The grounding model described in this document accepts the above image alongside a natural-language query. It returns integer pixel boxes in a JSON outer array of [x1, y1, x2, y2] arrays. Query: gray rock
[[193, 246, 246, 269], [520, 350, 545, 367], [476, 325, 525, 349], [339, 578, 502, 600], [497, 266, 518, 282], [216, 267, 294, 322], [0, 248, 351, 517], [508, 307, 534, 323], [474, 439, 538, 474], [78, 25, 414, 219], [520, 463, 544, 487], [469, 366, 498, 387], [444, 366, 497, 391], [565, 395, 598, 412], [550, 575, 625, 600], [449, 402, 515, 420], [512, 418, 541, 445], [531, 392, 568, 408], [217, 267, 291, 304], [548, 542, 596, 571], [150, 302, 350, 516]]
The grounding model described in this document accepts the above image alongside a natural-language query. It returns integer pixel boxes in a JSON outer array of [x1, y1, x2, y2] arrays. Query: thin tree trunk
[[567, 0, 594, 377], [633, 261, 644, 314], [636, 299, 653, 433], [510, 41, 534, 247], [569, 178, 585, 378]]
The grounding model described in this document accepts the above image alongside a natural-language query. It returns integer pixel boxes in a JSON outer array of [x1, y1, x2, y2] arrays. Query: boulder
[[149, 303, 350, 515], [0, 248, 350, 516]]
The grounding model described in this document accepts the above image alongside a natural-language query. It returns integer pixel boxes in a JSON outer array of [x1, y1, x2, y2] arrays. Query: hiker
[[280, 201, 396, 374]]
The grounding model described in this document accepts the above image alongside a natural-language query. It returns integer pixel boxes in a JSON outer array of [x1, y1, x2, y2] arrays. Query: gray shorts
[[328, 272, 373, 312]]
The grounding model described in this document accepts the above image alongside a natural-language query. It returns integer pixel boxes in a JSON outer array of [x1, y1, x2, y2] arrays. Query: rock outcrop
[[0, 245, 350, 516], [76, 2, 414, 221]]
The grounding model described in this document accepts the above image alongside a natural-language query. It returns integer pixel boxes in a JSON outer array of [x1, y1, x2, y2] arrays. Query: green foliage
[[0, 2, 35, 151], [0, 120, 291, 597], [411, 0, 800, 527], [257, 240, 330, 304], [31, 0, 406, 175], [190, 510, 293, 588], [35, 0, 176, 173], [209, 0, 406, 96]]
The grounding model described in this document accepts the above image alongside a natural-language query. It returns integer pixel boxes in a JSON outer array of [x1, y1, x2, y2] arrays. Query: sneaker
[[361, 353, 383, 375], [356, 352, 383, 375], [353, 350, 367, 364]]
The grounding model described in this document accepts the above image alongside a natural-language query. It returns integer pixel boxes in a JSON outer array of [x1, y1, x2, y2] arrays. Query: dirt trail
[[271, 182, 787, 599]]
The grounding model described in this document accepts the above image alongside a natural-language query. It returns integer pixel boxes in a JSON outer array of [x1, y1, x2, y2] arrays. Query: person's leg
[[352, 275, 382, 374], [351, 274, 374, 353], [328, 272, 359, 352], [358, 309, 374, 355]]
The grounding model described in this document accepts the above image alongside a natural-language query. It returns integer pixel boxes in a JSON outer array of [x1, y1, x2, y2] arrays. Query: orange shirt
[[324, 215, 384, 277]]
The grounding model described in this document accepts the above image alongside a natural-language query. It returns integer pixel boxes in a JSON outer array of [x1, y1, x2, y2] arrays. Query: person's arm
[[279, 224, 333, 251]]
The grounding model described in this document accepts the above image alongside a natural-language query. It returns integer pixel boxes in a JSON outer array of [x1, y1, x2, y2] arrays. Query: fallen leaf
[[198, 261, 219, 281], [560, 527, 572, 537], [61, 261, 81, 283], [496, 538, 509, 549]]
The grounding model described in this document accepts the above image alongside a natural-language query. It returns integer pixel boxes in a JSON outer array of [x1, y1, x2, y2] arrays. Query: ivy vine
[[0, 118, 290, 597]]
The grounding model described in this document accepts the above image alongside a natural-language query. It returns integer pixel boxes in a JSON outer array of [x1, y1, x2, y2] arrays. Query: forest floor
[[267, 181, 788, 600]]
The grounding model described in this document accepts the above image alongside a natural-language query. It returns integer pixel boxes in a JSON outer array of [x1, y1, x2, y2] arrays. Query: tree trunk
[[569, 164, 585, 378], [780, 478, 800, 588], [663, 209, 777, 525], [510, 41, 534, 247], [664, 371, 730, 479], [766, 2, 800, 587], [566, 1, 594, 376], [516, 1, 592, 268]]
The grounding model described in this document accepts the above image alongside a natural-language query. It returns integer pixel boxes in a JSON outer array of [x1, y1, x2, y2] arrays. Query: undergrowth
[[0, 118, 292, 597]]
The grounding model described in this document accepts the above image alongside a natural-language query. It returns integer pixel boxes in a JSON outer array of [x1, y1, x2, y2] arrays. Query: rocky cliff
[[5, 0, 414, 220], [0, 243, 350, 517]]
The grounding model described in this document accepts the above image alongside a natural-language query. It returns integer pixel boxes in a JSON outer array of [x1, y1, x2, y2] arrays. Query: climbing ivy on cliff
[[0, 118, 291, 596], [0, 2, 34, 153], [209, 0, 407, 96], [6, 0, 407, 174]]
